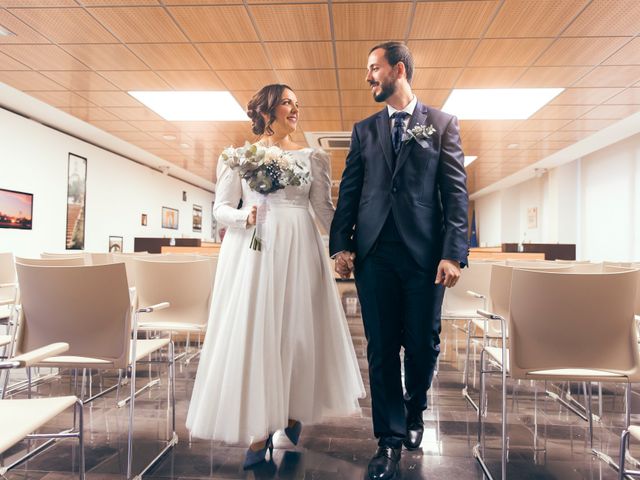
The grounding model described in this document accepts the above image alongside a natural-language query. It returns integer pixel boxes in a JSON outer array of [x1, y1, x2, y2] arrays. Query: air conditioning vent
[[304, 131, 351, 150]]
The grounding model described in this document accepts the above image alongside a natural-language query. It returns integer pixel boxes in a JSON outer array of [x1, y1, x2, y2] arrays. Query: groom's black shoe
[[403, 411, 424, 450], [367, 446, 401, 480]]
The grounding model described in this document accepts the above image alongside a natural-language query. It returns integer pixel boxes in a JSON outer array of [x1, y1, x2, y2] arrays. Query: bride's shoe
[[284, 420, 302, 446], [243, 434, 274, 470]]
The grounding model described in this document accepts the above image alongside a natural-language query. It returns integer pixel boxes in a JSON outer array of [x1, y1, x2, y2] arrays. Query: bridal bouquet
[[220, 142, 310, 250]]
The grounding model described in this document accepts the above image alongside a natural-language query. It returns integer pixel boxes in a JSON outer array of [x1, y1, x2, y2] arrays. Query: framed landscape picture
[[66, 153, 87, 250], [0, 188, 33, 230], [193, 204, 202, 232], [108, 236, 123, 252], [162, 206, 179, 230]]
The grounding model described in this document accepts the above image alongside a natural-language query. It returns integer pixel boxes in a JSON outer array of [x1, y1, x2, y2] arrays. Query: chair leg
[[620, 429, 630, 480], [76, 399, 85, 480], [586, 382, 593, 449]]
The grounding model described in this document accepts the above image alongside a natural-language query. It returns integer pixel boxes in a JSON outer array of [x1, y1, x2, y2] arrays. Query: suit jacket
[[329, 101, 469, 269]]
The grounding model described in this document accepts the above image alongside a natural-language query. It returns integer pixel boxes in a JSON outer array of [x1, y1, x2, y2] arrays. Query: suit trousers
[[355, 214, 445, 448]]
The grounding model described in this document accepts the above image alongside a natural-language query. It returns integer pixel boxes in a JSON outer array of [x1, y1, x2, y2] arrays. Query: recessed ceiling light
[[507, 143, 519, 149], [128, 91, 247, 121], [180, 143, 190, 149], [464, 156, 478, 167], [162, 134, 176, 141], [442, 88, 564, 120], [0, 25, 15, 36]]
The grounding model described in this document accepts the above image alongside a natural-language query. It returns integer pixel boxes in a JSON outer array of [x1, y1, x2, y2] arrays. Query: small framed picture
[[108, 236, 123, 252], [182, 191, 187, 202], [162, 206, 179, 229], [192, 204, 202, 232], [141, 213, 147, 226]]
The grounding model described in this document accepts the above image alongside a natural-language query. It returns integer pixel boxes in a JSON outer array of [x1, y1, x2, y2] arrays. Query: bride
[[186, 84, 365, 468]]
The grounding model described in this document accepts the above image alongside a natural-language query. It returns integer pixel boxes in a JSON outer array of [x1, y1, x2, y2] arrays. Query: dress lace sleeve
[[308, 148, 335, 234], [213, 158, 249, 229]]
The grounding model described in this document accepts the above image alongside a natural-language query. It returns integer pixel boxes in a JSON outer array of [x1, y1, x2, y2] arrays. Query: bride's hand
[[246, 206, 258, 227]]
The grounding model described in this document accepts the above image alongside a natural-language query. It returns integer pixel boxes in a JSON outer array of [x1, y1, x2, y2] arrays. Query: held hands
[[246, 205, 258, 227], [435, 259, 461, 288], [334, 251, 356, 279]]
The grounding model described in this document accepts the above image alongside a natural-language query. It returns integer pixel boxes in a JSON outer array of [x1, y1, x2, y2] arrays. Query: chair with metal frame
[[12, 261, 176, 480], [473, 267, 640, 480], [0, 342, 84, 480], [133, 257, 216, 363]]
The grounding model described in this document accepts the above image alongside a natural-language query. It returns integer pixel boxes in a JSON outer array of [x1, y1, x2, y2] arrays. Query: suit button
[[392, 187, 398, 193]]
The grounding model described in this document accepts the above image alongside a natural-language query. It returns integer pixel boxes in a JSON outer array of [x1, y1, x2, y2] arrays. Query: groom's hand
[[435, 259, 461, 288], [334, 251, 356, 279]]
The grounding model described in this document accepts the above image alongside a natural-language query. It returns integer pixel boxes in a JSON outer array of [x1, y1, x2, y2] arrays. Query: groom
[[330, 42, 469, 480]]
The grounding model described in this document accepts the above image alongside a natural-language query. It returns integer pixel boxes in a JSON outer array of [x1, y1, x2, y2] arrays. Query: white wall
[[474, 132, 640, 262], [1, 107, 214, 258]]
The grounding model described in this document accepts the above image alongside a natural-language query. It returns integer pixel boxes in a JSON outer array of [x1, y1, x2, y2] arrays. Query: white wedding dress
[[186, 147, 365, 444]]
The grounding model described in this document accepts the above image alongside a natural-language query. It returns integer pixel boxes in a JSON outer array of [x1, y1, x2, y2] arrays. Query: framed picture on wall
[[66, 153, 87, 250], [192, 204, 202, 232], [141, 213, 147, 226], [162, 206, 179, 229], [0, 188, 33, 230], [108, 236, 123, 252], [527, 207, 538, 229]]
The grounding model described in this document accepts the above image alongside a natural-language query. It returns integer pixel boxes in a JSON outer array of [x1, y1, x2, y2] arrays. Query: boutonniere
[[403, 124, 436, 148]]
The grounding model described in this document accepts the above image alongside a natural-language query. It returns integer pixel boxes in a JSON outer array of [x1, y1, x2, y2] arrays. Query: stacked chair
[[473, 265, 640, 479], [0, 342, 84, 479], [10, 260, 176, 479]]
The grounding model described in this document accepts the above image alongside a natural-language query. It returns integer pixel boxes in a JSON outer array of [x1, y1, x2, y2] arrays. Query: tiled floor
[[2, 284, 638, 479]]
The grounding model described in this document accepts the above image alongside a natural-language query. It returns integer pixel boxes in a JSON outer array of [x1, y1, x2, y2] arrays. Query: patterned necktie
[[391, 111, 409, 157]]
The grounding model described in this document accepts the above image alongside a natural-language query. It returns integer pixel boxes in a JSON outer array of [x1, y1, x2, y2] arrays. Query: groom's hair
[[369, 41, 414, 84]]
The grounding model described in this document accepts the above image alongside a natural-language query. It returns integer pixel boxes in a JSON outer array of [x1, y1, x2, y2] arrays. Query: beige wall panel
[[411, 68, 462, 89], [455, 67, 527, 87], [299, 107, 341, 122], [61, 44, 149, 70], [0, 44, 88, 70], [579, 104, 640, 119], [485, 0, 588, 37], [76, 90, 142, 107], [278, 69, 337, 90], [0, 10, 49, 43], [514, 66, 592, 87], [9, 8, 117, 43], [603, 38, 640, 66], [531, 104, 594, 119], [99, 70, 171, 90], [89, 120, 136, 132], [88, 7, 187, 43], [128, 44, 209, 70], [156, 70, 226, 90], [42, 70, 118, 90], [549, 87, 623, 105], [562, 0, 640, 37], [333, 3, 411, 41], [106, 107, 165, 121], [408, 39, 478, 68], [604, 88, 640, 105], [250, 4, 330, 41], [169, 6, 258, 42], [30, 90, 95, 107], [561, 118, 617, 130], [0, 51, 29, 70], [216, 70, 278, 90], [535, 37, 629, 66], [409, 1, 499, 39], [61, 107, 119, 121], [197, 43, 270, 70], [572, 65, 640, 88], [469, 38, 553, 67], [266, 42, 334, 69]]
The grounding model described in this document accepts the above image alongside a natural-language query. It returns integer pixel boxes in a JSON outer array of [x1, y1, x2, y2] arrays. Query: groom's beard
[[371, 75, 397, 103]]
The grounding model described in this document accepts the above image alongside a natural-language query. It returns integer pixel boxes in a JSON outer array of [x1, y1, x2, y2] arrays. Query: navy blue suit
[[330, 101, 469, 447]]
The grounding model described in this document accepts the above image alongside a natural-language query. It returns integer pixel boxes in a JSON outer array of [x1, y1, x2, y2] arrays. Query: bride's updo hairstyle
[[246, 83, 294, 136]]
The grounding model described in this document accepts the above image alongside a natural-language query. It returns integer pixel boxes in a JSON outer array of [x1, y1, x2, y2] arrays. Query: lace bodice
[[214, 147, 335, 233]]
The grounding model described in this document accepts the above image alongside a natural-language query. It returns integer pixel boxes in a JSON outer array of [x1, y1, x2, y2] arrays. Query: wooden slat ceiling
[[1, 0, 640, 195]]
